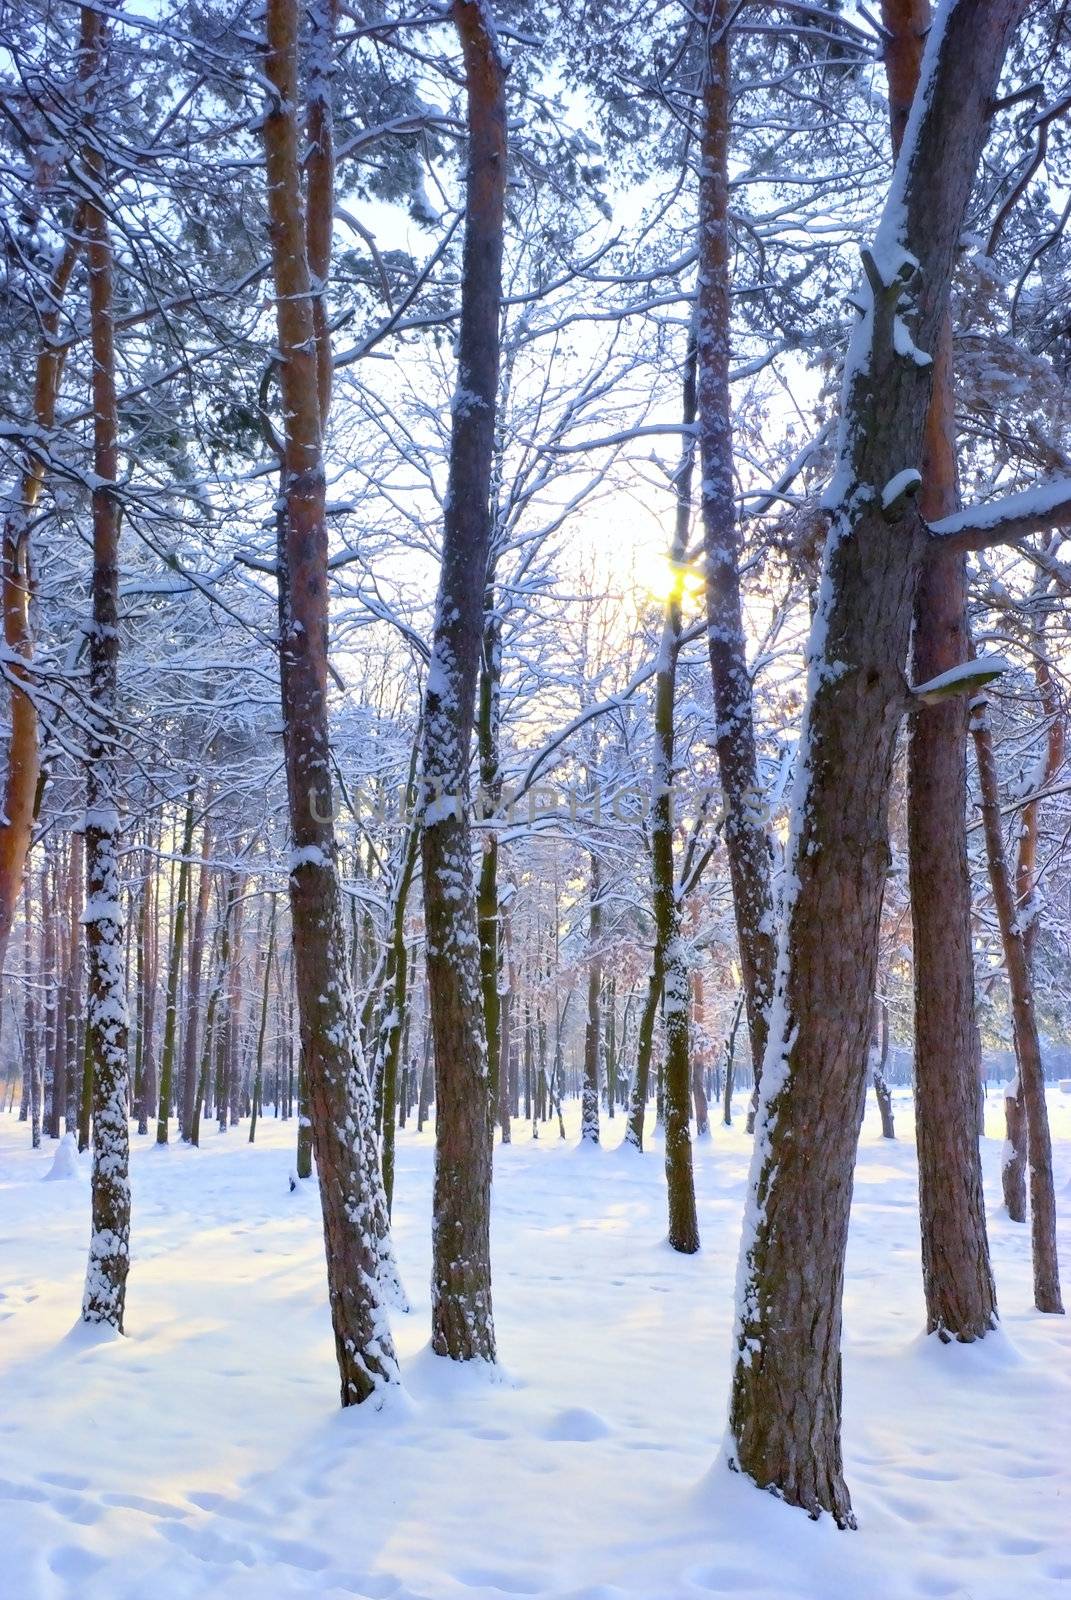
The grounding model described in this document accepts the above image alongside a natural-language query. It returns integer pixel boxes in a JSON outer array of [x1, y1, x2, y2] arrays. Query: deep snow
[[0, 1088, 1069, 1600]]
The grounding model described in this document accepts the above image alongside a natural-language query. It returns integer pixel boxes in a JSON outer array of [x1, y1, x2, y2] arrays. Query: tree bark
[[181, 809, 212, 1141], [697, 0, 777, 1131], [871, 997, 896, 1140], [80, 0, 131, 1333], [24, 877, 40, 1149], [969, 695, 1063, 1314], [580, 854, 603, 1145], [0, 218, 82, 992], [261, 0, 398, 1402], [419, 0, 507, 1363], [378, 806, 419, 1214], [156, 786, 195, 1144], [625, 966, 661, 1150], [881, 0, 997, 1344], [728, 0, 1025, 1525], [1001, 623, 1065, 1210], [691, 965, 711, 1137], [249, 896, 276, 1144], [652, 329, 700, 1249]]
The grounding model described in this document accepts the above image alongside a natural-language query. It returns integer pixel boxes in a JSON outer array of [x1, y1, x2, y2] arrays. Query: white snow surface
[[1, 1090, 1069, 1600]]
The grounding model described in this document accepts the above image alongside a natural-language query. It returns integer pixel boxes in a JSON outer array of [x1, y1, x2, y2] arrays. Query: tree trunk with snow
[[1001, 624, 1064, 1213], [0, 217, 81, 998], [260, 0, 398, 1404], [24, 882, 40, 1149], [477, 565, 504, 1142], [881, 0, 997, 1343], [727, 1, 1025, 1525], [969, 694, 1062, 1315], [580, 854, 603, 1146], [721, 988, 744, 1127], [870, 997, 895, 1140], [378, 807, 419, 1215], [156, 786, 194, 1145], [80, 1, 131, 1333], [651, 330, 700, 1249], [697, 0, 777, 1133], [691, 965, 711, 1137], [181, 811, 213, 1141], [625, 964, 662, 1152], [249, 896, 276, 1145], [419, 0, 506, 1363]]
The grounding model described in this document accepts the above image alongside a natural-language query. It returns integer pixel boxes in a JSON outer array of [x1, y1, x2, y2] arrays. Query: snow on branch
[[926, 477, 1071, 555]]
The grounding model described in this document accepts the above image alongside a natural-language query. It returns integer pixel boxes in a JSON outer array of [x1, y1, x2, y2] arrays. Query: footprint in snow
[[39, 1470, 89, 1490], [47, 1545, 106, 1581], [453, 1567, 544, 1594]]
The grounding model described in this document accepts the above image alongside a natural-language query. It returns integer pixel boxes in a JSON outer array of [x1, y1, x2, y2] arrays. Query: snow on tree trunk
[[0, 218, 81, 999], [419, 0, 507, 1364], [156, 785, 194, 1145], [651, 327, 699, 1250], [181, 811, 213, 1142], [727, 0, 1026, 1526], [1002, 624, 1064, 1214], [969, 695, 1063, 1315], [80, 0, 131, 1334], [870, 997, 896, 1141], [580, 854, 603, 1146], [260, 0, 398, 1404], [624, 967, 661, 1151], [696, 1, 777, 1134], [881, 0, 997, 1344]]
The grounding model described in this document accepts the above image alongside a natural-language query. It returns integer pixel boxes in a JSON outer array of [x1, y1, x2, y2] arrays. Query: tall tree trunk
[[880, 0, 997, 1343], [43, 853, 63, 1138], [721, 987, 744, 1127], [65, 831, 84, 1134], [970, 696, 1063, 1314], [226, 890, 245, 1128], [156, 786, 195, 1144], [181, 810, 212, 1141], [727, 1, 1024, 1525], [192, 915, 227, 1148], [497, 910, 513, 1143], [477, 567, 503, 1142], [653, 329, 700, 1249], [580, 855, 603, 1146], [131, 864, 147, 1134], [80, 1, 130, 1332], [625, 967, 661, 1151], [1001, 623, 1065, 1210], [249, 896, 276, 1144], [871, 996, 896, 1140], [378, 807, 419, 1214], [138, 830, 159, 1138], [24, 877, 40, 1149], [697, 0, 777, 1133], [691, 964, 711, 1137], [0, 222, 81, 991], [419, 0, 507, 1364], [261, 0, 398, 1402]]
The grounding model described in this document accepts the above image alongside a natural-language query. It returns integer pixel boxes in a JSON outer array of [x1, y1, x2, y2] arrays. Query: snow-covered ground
[[1, 1088, 1069, 1600]]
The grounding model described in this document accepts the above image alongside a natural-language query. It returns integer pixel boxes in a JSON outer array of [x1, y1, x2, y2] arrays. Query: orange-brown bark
[[0, 226, 81, 989], [882, 0, 996, 1342]]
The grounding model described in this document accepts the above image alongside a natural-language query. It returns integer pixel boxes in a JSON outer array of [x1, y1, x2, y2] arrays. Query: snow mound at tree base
[[42, 1131, 81, 1182]]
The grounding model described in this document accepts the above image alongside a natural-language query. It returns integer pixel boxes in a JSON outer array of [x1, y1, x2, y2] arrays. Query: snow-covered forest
[[1, 0, 1070, 1595]]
